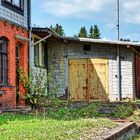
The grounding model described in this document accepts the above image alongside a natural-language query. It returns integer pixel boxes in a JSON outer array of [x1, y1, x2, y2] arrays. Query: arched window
[[0, 38, 8, 85]]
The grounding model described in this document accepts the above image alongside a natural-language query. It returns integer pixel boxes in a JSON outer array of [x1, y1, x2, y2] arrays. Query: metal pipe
[[116, 0, 122, 100], [29, 0, 32, 68], [29, 27, 32, 67], [117, 0, 120, 41]]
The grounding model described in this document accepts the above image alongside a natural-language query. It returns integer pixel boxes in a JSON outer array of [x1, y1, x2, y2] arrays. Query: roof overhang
[[32, 27, 62, 41], [62, 37, 140, 47], [32, 27, 140, 48]]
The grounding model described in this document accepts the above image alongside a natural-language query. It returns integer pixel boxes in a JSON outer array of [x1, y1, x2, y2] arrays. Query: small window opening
[[83, 44, 91, 51]]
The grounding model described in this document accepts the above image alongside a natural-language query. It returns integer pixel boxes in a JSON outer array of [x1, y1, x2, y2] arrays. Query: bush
[[18, 66, 59, 108], [114, 103, 135, 118]]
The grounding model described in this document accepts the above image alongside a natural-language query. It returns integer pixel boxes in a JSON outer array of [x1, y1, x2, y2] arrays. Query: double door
[[68, 58, 108, 101]]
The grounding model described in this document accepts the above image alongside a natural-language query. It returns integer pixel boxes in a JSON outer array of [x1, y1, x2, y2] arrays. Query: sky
[[32, 0, 140, 41]]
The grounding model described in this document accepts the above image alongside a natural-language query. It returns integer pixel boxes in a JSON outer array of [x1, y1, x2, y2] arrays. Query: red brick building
[[0, 0, 30, 109]]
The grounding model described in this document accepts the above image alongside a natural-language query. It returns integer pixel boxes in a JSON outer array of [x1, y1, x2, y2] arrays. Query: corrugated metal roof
[[62, 37, 140, 47], [32, 27, 61, 39], [32, 27, 140, 47]]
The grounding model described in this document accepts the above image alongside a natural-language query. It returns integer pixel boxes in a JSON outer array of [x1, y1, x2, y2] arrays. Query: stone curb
[[104, 122, 137, 140]]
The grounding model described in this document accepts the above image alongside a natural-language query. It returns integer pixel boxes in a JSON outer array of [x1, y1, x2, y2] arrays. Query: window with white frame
[[5, 0, 22, 7], [34, 38, 47, 68], [2, 0, 24, 14]]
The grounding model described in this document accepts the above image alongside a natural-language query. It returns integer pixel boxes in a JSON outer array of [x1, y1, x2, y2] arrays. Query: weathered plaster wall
[[48, 41, 135, 101]]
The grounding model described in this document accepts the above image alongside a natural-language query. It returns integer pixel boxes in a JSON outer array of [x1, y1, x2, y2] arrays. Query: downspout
[[116, 0, 122, 101], [117, 45, 121, 101], [28, 0, 32, 68]]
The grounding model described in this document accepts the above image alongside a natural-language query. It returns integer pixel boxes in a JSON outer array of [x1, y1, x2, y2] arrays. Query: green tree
[[93, 25, 101, 39], [88, 26, 94, 38], [50, 24, 65, 36], [78, 26, 87, 38], [120, 38, 130, 42]]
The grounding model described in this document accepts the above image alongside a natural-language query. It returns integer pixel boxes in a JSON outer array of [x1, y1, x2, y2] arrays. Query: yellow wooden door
[[68, 58, 108, 101], [88, 59, 108, 101], [68, 59, 88, 101]]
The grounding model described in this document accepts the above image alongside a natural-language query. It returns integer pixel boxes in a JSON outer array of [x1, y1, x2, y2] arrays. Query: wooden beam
[[127, 45, 140, 57]]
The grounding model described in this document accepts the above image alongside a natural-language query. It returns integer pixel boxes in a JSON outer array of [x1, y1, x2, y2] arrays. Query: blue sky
[[32, 0, 140, 41]]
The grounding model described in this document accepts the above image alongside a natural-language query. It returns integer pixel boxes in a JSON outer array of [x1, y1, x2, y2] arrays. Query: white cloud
[[42, 0, 113, 17], [121, 0, 140, 24], [41, 0, 140, 25]]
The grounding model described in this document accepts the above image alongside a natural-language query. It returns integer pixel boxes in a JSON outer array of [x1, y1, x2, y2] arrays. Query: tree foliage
[[120, 38, 130, 42], [78, 25, 101, 39], [78, 26, 87, 38], [92, 25, 101, 39], [50, 24, 65, 36], [89, 26, 94, 38]]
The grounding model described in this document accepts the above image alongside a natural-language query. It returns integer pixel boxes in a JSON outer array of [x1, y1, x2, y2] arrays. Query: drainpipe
[[116, 0, 122, 101], [28, 0, 32, 68]]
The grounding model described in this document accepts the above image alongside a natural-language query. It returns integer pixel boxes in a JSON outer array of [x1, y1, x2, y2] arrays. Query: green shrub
[[18, 66, 59, 109], [114, 104, 134, 118], [46, 102, 102, 120]]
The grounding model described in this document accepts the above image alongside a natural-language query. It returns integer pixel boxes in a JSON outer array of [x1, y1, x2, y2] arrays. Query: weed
[[114, 104, 134, 118]]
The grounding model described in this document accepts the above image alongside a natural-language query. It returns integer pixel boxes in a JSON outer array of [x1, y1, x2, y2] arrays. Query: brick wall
[[0, 20, 28, 109]]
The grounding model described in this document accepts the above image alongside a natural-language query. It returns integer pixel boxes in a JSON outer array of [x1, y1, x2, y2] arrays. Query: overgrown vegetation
[[32, 101, 136, 120], [0, 113, 116, 140], [46, 102, 102, 120], [114, 104, 135, 118], [130, 133, 140, 140], [18, 66, 59, 109], [0, 101, 137, 140]]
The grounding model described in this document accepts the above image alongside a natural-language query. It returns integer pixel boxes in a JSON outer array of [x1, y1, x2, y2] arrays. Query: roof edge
[[62, 36, 140, 47]]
